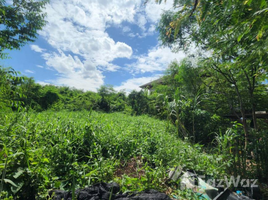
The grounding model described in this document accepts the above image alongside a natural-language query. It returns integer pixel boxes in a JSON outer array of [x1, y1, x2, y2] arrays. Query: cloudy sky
[[2, 0, 186, 93]]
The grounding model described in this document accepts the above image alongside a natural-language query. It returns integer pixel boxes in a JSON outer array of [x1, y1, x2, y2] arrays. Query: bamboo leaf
[[237, 33, 244, 42], [13, 168, 24, 179], [247, 0, 253, 5], [4, 179, 17, 187], [254, 8, 268, 15], [11, 182, 24, 194]]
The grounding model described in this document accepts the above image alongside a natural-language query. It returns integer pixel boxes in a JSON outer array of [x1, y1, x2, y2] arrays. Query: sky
[[1, 0, 187, 93]]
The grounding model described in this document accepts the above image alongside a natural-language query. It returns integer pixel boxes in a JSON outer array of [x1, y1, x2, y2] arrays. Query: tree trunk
[[251, 104, 257, 129], [233, 82, 248, 150], [241, 111, 248, 150]]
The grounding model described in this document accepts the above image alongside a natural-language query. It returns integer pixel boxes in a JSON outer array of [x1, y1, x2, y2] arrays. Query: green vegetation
[[157, 0, 268, 149], [0, 0, 48, 58], [1, 56, 268, 198], [155, 0, 268, 188], [1, 0, 268, 199], [0, 111, 228, 199]]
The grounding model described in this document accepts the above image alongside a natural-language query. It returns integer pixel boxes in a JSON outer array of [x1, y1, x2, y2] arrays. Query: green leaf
[[256, 30, 263, 41], [11, 182, 24, 194], [254, 8, 268, 15], [246, 0, 253, 6], [237, 34, 244, 42], [13, 168, 24, 179], [4, 178, 17, 187], [42, 157, 49, 163], [11, 151, 24, 157], [85, 169, 97, 177], [261, 0, 267, 8]]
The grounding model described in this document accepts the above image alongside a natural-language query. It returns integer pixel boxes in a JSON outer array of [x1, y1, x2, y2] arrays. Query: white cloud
[[144, 1, 174, 24], [53, 72, 104, 92], [40, 0, 140, 50], [6, 0, 13, 5], [128, 46, 186, 74], [41, 51, 104, 91], [42, 51, 82, 75], [36, 65, 44, 68], [132, 1, 174, 36], [119, 1, 174, 38], [122, 26, 131, 33], [32, 0, 179, 91], [99, 63, 120, 72], [114, 75, 161, 94], [37, 81, 51, 86], [25, 69, 34, 74], [148, 24, 156, 34], [36, 0, 144, 91], [128, 32, 137, 38], [30, 45, 46, 53], [137, 14, 147, 31]]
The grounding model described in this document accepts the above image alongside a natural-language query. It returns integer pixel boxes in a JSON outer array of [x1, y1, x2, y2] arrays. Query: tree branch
[[189, 0, 198, 17], [211, 63, 234, 84]]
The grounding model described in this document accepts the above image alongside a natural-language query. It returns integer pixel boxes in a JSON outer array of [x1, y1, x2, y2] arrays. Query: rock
[[49, 182, 171, 200]]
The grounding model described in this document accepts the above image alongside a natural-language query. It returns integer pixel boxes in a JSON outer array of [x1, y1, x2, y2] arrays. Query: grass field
[[0, 111, 228, 199]]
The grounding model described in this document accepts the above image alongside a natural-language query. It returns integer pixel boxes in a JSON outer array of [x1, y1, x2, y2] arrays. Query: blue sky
[[1, 0, 186, 93]]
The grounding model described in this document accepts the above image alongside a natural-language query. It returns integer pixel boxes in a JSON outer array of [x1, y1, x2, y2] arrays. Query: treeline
[[2, 58, 268, 146], [0, 66, 156, 114], [155, 0, 268, 183], [0, 68, 124, 113], [2, 56, 268, 182]]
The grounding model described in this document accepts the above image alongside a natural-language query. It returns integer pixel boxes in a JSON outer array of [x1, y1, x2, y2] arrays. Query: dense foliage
[[155, 0, 268, 186], [1, 0, 268, 198], [0, 67, 128, 113], [0, 0, 48, 58], [157, 0, 268, 147], [0, 111, 228, 199]]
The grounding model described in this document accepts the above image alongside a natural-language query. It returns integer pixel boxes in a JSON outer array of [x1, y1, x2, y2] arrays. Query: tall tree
[[157, 0, 268, 148], [0, 66, 24, 110], [0, 0, 48, 58]]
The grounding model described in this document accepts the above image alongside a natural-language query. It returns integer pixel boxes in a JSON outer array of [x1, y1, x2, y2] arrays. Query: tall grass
[[216, 122, 268, 183], [0, 111, 228, 199]]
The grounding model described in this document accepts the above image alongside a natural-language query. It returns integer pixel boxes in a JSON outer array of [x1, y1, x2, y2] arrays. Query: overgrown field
[[0, 111, 228, 199]]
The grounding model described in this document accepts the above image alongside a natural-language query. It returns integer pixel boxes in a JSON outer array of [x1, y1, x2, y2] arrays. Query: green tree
[[0, 0, 48, 58], [19, 76, 42, 110], [158, 59, 203, 98], [97, 85, 126, 112], [157, 0, 268, 148], [38, 85, 60, 110], [0, 66, 24, 111], [153, 59, 222, 143], [128, 90, 149, 115]]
